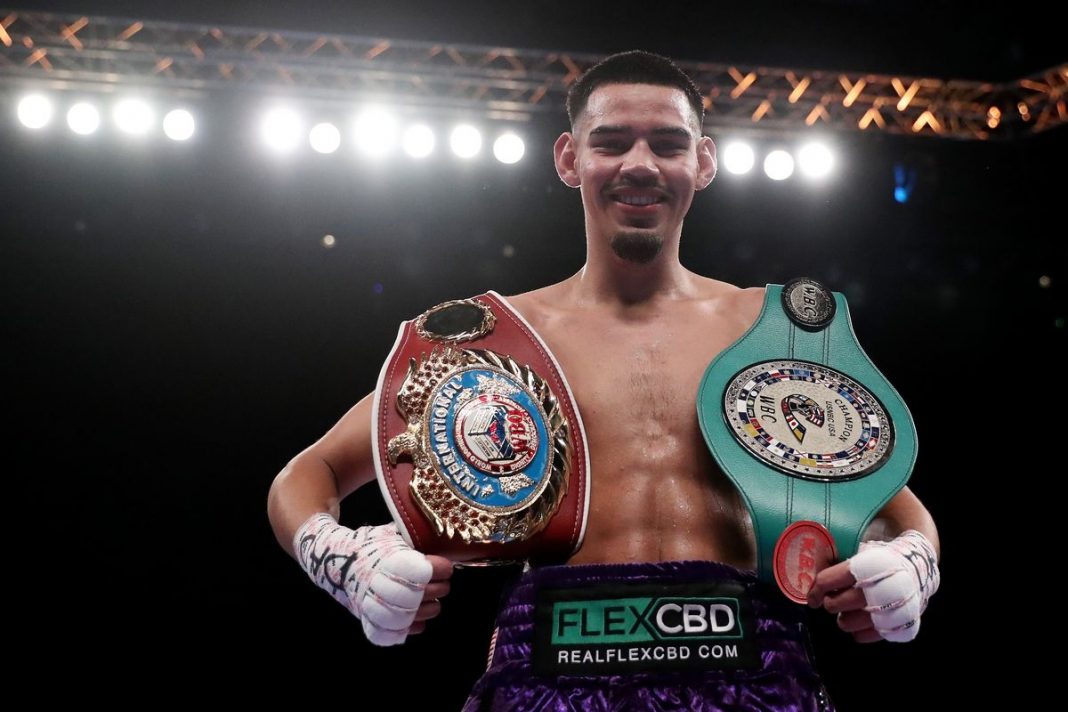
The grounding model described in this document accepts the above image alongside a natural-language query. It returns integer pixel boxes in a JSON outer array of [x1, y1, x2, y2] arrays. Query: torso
[[505, 277, 764, 570]]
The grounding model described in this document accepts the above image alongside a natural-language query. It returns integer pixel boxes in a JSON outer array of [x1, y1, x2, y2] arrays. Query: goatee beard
[[610, 231, 663, 264]]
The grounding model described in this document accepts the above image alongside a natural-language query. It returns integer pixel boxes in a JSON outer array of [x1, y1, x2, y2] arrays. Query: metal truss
[[1, 10, 1065, 139]]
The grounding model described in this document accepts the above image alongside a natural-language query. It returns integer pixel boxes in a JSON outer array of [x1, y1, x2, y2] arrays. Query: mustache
[[604, 178, 671, 194]]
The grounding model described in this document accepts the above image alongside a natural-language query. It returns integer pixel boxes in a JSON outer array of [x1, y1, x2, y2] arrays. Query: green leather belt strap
[[697, 282, 917, 583]]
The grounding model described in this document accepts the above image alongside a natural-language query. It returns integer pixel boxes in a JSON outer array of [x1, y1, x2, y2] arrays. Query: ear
[[553, 132, 581, 188], [696, 136, 717, 190]]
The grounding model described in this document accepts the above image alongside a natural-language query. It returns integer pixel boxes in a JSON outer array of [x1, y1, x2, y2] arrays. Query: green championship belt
[[697, 278, 916, 602]]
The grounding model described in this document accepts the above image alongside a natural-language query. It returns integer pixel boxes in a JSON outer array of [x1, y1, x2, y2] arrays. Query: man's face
[[554, 83, 716, 263]]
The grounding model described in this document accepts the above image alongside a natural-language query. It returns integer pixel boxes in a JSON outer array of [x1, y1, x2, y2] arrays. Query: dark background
[[4, 1, 1064, 707]]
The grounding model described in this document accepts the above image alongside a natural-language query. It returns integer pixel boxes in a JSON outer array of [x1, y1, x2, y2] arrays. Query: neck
[[571, 230, 695, 307]]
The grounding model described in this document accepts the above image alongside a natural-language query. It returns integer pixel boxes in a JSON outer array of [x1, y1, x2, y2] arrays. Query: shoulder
[[693, 276, 765, 318], [732, 285, 766, 324], [499, 281, 572, 324]]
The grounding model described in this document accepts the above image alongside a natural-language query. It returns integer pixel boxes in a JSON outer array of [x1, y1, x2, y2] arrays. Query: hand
[[407, 555, 453, 636], [806, 530, 939, 643], [294, 513, 454, 646]]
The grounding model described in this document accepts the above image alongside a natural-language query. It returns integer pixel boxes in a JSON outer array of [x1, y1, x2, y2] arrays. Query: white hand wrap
[[848, 530, 940, 642], [294, 513, 433, 646]]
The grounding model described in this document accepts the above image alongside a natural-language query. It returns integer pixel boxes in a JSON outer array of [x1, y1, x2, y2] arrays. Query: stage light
[[163, 109, 195, 141], [721, 142, 755, 175], [402, 124, 435, 158], [17, 94, 53, 129], [450, 125, 481, 159], [354, 108, 397, 157], [798, 142, 834, 179], [67, 102, 101, 135], [309, 122, 341, 154], [763, 150, 794, 181], [493, 132, 524, 164], [261, 108, 302, 153], [113, 99, 154, 135]]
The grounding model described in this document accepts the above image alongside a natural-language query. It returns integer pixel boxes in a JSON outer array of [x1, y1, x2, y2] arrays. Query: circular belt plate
[[722, 360, 893, 482], [781, 277, 835, 330], [423, 364, 553, 513], [773, 521, 838, 603]]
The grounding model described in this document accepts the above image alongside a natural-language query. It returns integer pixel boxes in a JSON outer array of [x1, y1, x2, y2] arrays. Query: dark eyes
[[655, 144, 688, 155], [592, 142, 687, 155]]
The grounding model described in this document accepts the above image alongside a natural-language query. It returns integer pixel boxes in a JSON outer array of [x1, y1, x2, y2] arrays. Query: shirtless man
[[267, 51, 940, 710]]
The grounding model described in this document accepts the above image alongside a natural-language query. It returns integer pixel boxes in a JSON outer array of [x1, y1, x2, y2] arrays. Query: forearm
[[863, 486, 940, 560], [267, 453, 343, 559]]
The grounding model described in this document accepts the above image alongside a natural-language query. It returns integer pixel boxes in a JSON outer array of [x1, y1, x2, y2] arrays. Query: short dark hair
[[566, 50, 704, 130]]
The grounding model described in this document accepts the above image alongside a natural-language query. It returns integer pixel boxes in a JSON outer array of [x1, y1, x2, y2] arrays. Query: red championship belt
[[372, 291, 590, 564]]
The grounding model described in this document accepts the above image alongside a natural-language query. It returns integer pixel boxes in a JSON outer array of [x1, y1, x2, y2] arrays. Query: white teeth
[[616, 195, 658, 206]]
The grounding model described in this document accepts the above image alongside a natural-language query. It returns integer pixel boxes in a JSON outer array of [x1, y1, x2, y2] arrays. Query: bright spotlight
[[722, 142, 755, 175], [353, 108, 397, 157], [763, 150, 795, 181], [309, 122, 341, 154], [17, 95, 53, 129], [113, 99, 154, 135], [450, 125, 481, 159], [67, 102, 101, 135], [163, 109, 195, 141], [261, 108, 302, 153], [402, 124, 435, 158], [798, 142, 834, 179], [493, 133, 525, 164]]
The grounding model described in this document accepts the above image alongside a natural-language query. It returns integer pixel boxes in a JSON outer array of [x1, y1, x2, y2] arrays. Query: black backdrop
[[4, 1, 1065, 708]]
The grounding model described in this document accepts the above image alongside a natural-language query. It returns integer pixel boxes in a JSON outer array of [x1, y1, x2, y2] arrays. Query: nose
[[619, 140, 659, 181]]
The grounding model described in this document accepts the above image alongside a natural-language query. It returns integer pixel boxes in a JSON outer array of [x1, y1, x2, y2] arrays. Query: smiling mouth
[[614, 195, 661, 206], [609, 191, 667, 208]]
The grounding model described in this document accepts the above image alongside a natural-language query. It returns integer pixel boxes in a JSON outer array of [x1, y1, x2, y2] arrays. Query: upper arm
[[301, 391, 379, 500]]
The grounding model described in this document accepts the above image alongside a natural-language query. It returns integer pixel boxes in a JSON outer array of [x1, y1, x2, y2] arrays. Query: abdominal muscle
[[563, 415, 757, 571], [505, 279, 763, 572]]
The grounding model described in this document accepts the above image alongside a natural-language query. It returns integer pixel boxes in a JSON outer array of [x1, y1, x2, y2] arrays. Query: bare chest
[[535, 312, 740, 442]]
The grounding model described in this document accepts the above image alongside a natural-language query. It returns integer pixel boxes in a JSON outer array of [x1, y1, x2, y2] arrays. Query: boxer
[[268, 50, 940, 710]]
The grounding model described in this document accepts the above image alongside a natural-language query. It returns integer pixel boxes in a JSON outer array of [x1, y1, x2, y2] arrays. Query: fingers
[[371, 550, 432, 612], [414, 599, 442, 622], [426, 555, 454, 582], [404, 597, 445, 637], [870, 610, 921, 643], [358, 549, 434, 646], [381, 548, 435, 586], [836, 609, 874, 634], [806, 560, 857, 608], [361, 616, 409, 647], [423, 581, 451, 600], [362, 552, 452, 644], [837, 610, 883, 643], [852, 628, 883, 644], [820, 587, 866, 614]]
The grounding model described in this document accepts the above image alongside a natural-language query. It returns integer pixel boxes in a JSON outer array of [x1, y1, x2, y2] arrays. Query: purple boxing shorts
[[463, 560, 834, 712]]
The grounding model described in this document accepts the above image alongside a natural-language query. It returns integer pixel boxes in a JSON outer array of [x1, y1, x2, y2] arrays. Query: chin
[[610, 231, 664, 264]]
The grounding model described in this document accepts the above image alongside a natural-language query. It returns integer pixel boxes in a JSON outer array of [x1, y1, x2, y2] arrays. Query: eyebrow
[[588, 125, 694, 140]]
